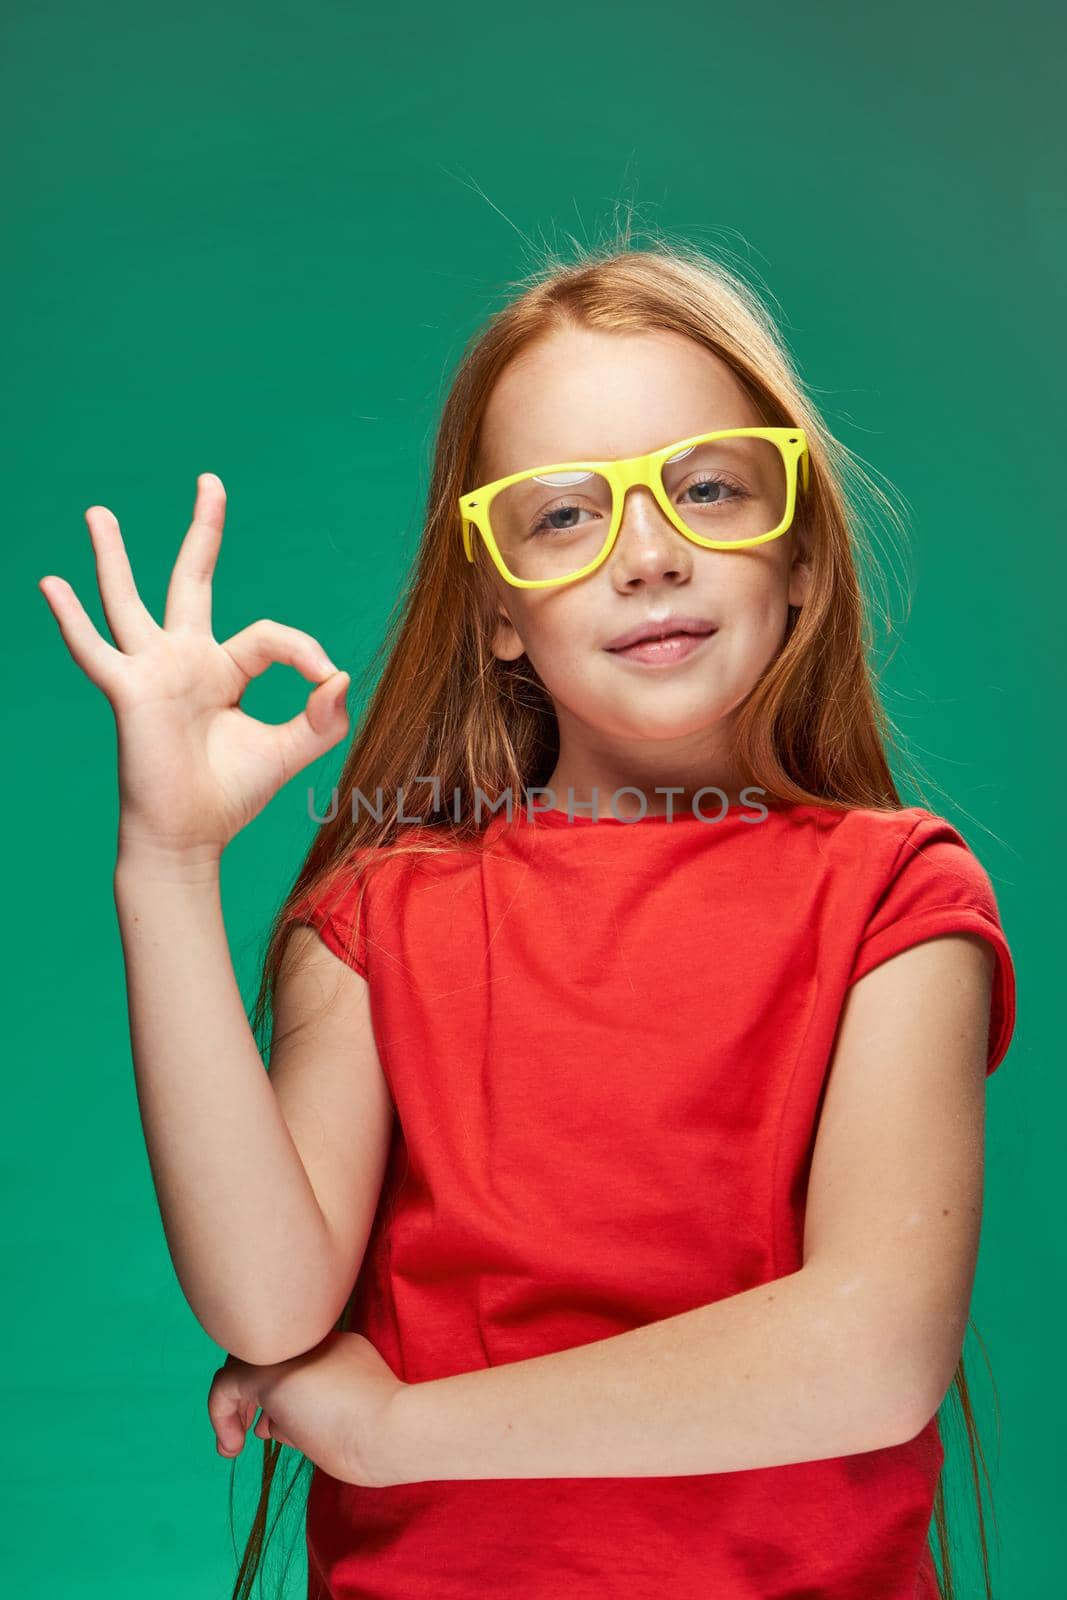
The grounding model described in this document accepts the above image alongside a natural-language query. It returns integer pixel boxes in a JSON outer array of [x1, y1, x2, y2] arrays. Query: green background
[[5, 1, 1061, 1593]]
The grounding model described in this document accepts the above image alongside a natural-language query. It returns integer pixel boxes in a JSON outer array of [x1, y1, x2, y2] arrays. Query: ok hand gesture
[[39, 474, 350, 862]]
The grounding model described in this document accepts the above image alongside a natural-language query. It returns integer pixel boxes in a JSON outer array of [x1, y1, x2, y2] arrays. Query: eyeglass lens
[[486, 435, 789, 582]]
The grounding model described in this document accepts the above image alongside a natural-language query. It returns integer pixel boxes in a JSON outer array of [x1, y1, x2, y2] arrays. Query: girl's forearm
[[384, 1262, 919, 1482], [113, 843, 341, 1365]]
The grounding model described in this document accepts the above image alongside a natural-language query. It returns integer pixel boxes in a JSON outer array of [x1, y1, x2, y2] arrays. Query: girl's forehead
[[478, 328, 760, 481]]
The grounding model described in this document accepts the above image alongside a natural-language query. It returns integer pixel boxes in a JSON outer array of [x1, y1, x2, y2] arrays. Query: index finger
[[162, 473, 227, 634]]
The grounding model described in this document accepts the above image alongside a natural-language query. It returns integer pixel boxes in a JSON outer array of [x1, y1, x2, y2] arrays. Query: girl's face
[[477, 325, 811, 807]]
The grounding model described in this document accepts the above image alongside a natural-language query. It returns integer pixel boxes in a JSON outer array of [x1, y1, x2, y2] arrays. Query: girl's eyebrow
[[499, 439, 646, 475], [522, 427, 741, 470]]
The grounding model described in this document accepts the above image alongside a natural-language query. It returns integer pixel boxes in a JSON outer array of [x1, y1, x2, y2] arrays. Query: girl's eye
[[529, 503, 598, 538], [678, 474, 747, 509]]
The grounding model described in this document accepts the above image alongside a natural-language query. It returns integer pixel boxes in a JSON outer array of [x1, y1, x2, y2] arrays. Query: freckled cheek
[[723, 570, 793, 637], [525, 602, 598, 663], [520, 622, 593, 685], [721, 549, 787, 600]]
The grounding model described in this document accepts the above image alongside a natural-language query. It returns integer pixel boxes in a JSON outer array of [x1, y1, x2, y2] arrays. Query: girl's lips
[[606, 629, 717, 666]]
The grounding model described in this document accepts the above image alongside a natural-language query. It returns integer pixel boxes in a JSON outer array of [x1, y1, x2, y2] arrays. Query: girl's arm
[[114, 853, 393, 1366], [40, 475, 389, 1367], [381, 932, 993, 1480]]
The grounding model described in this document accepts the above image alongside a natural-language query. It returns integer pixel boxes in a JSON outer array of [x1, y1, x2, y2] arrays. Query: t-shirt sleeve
[[289, 865, 371, 981], [846, 813, 1017, 1075]]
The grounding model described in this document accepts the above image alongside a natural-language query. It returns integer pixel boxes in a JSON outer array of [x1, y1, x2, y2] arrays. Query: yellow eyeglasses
[[459, 426, 810, 589]]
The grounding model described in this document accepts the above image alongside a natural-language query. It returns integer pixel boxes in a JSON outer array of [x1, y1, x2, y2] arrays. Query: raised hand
[[38, 473, 350, 862]]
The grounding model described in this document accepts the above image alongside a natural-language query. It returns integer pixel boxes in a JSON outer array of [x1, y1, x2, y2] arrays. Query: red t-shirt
[[292, 799, 1017, 1600]]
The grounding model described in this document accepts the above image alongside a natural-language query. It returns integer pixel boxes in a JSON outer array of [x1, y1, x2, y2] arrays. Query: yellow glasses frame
[[458, 426, 810, 589]]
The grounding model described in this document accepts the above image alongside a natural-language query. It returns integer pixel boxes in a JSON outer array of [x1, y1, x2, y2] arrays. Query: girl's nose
[[608, 488, 693, 584]]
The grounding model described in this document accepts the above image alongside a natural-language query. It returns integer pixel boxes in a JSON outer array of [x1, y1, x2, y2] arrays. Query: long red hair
[[229, 229, 999, 1600]]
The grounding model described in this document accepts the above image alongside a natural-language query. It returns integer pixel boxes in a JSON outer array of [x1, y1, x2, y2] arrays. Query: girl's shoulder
[[829, 804, 1016, 1073], [823, 799, 980, 857], [327, 818, 486, 896], [823, 801, 1006, 911]]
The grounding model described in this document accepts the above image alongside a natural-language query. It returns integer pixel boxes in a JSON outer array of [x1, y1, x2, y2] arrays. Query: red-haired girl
[[41, 241, 1015, 1600]]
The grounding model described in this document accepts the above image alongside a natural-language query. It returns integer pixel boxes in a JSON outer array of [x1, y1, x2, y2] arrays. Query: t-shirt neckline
[[522, 798, 779, 827]]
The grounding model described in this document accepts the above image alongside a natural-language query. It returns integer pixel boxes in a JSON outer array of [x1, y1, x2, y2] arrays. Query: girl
[[40, 241, 1016, 1600]]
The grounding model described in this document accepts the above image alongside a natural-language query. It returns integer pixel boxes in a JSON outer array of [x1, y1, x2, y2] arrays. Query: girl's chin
[[588, 705, 735, 743]]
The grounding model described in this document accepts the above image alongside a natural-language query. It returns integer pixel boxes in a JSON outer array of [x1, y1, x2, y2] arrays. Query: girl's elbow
[[871, 1349, 950, 1449]]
